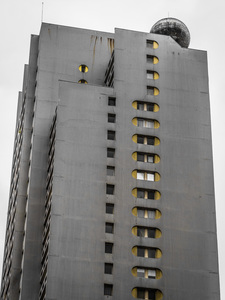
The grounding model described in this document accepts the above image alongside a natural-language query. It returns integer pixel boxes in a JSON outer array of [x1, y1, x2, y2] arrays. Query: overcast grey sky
[[1, 0, 224, 298]]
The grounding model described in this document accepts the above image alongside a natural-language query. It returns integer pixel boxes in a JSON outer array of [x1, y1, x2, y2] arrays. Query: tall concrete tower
[[1, 18, 220, 300]]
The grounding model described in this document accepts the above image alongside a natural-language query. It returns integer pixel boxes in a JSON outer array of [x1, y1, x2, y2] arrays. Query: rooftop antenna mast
[[41, 2, 44, 23]]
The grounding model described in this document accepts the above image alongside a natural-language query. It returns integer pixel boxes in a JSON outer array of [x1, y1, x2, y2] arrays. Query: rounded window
[[132, 188, 161, 200], [132, 152, 160, 163], [78, 79, 88, 84], [132, 267, 162, 279], [132, 118, 160, 128], [132, 226, 162, 238], [132, 287, 163, 299], [132, 101, 159, 112], [132, 170, 161, 182], [79, 64, 88, 73], [132, 134, 160, 146], [132, 207, 161, 219]]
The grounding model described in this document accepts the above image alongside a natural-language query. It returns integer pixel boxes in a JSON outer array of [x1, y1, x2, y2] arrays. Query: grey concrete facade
[[0, 21, 220, 300]]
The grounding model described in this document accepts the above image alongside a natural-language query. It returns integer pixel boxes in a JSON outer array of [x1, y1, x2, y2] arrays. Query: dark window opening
[[137, 190, 145, 198], [78, 79, 88, 84], [148, 190, 155, 199], [137, 135, 145, 144], [105, 242, 113, 253], [148, 228, 156, 238], [104, 263, 113, 274], [148, 248, 156, 258], [104, 284, 113, 296], [137, 288, 145, 299], [106, 203, 114, 214], [137, 102, 144, 110], [147, 55, 154, 63], [107, 130, 115, 140], [105, 222, 114, 234], [137, 153, 145, 162], [107, 148, 115, 158], [106, 184, 114, 195], [147, 137, 155, 145], [108, 97, 116, 106], [107, 166, 115, 176], [137, 228, 145, 237], [79, 64, 88, 73], [108, 113, 116, 123], [147, 86, 154, 95], [137, 247, 145, 257]]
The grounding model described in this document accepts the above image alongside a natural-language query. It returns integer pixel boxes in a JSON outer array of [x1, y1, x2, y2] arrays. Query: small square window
[[137, 227, 145, 237], [147, 155, 154, 163], [108, 113, 116, 123], [148, 269, 156, 278], [107, 148, 115, 158], [148, 228, 156, 238], [107, 130, 115, 140], [137, 135, 145, 144], [147, 137, 154, 145], [146, 55, 154, 63], [108, 97, 116, 106], [146, 40, 154, 48], [147, 71, 154, 79], [137, 153, 145, 162], [106, 203, 114, 214], [147, 190, 155, 199], [107, 166, 115, 176], [138, 119, 144, 127], [106, 184, 114, 195], [105, 263, 113, 274], [137, 268, 145, 278], [148, 290, 155, 299], [137, 247, 145, 257], [137, 208, 145, 218], [147, 173, 154, 181], [137, 190, 145, 198], [147, 103, 154, 112], [137, 289, 145, 298], [104, 284, 113, 296], [145, 120, 154, 128], [105, 242, 113, 253], [147, 86, 154, 95], [105, 222, 114, 234], [148, 248, 155, 258], [137, 172, 145, 180], [148, 210, 156, 219], [137, 103, 144, 110]]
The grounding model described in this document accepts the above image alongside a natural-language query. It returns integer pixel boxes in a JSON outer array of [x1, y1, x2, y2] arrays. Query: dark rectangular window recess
[[107, 130, 115, 140], [106, 184, 114, 195], [108, 97, 116, 106], [108, 113, 116, 123], [105, 242, 113, 254], [104, 284, 113, 296], [146, 40, 154, 48], [146, 55, 154, 63], [105, 263, 113, 274], [107, 148, 115, 158], [107, 166, 115, 176], [105, 222, 114, 234], [106, 203, 114, 214], [147, 86, 154, 95]]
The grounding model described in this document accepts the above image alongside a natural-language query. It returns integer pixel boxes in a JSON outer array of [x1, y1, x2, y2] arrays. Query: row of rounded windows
[[132, 117, 160, 128], [132, 101, 159, 112], [132, 170, 160, 182], [132, 287, 163, 300], [131, 42, 162, 300]]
